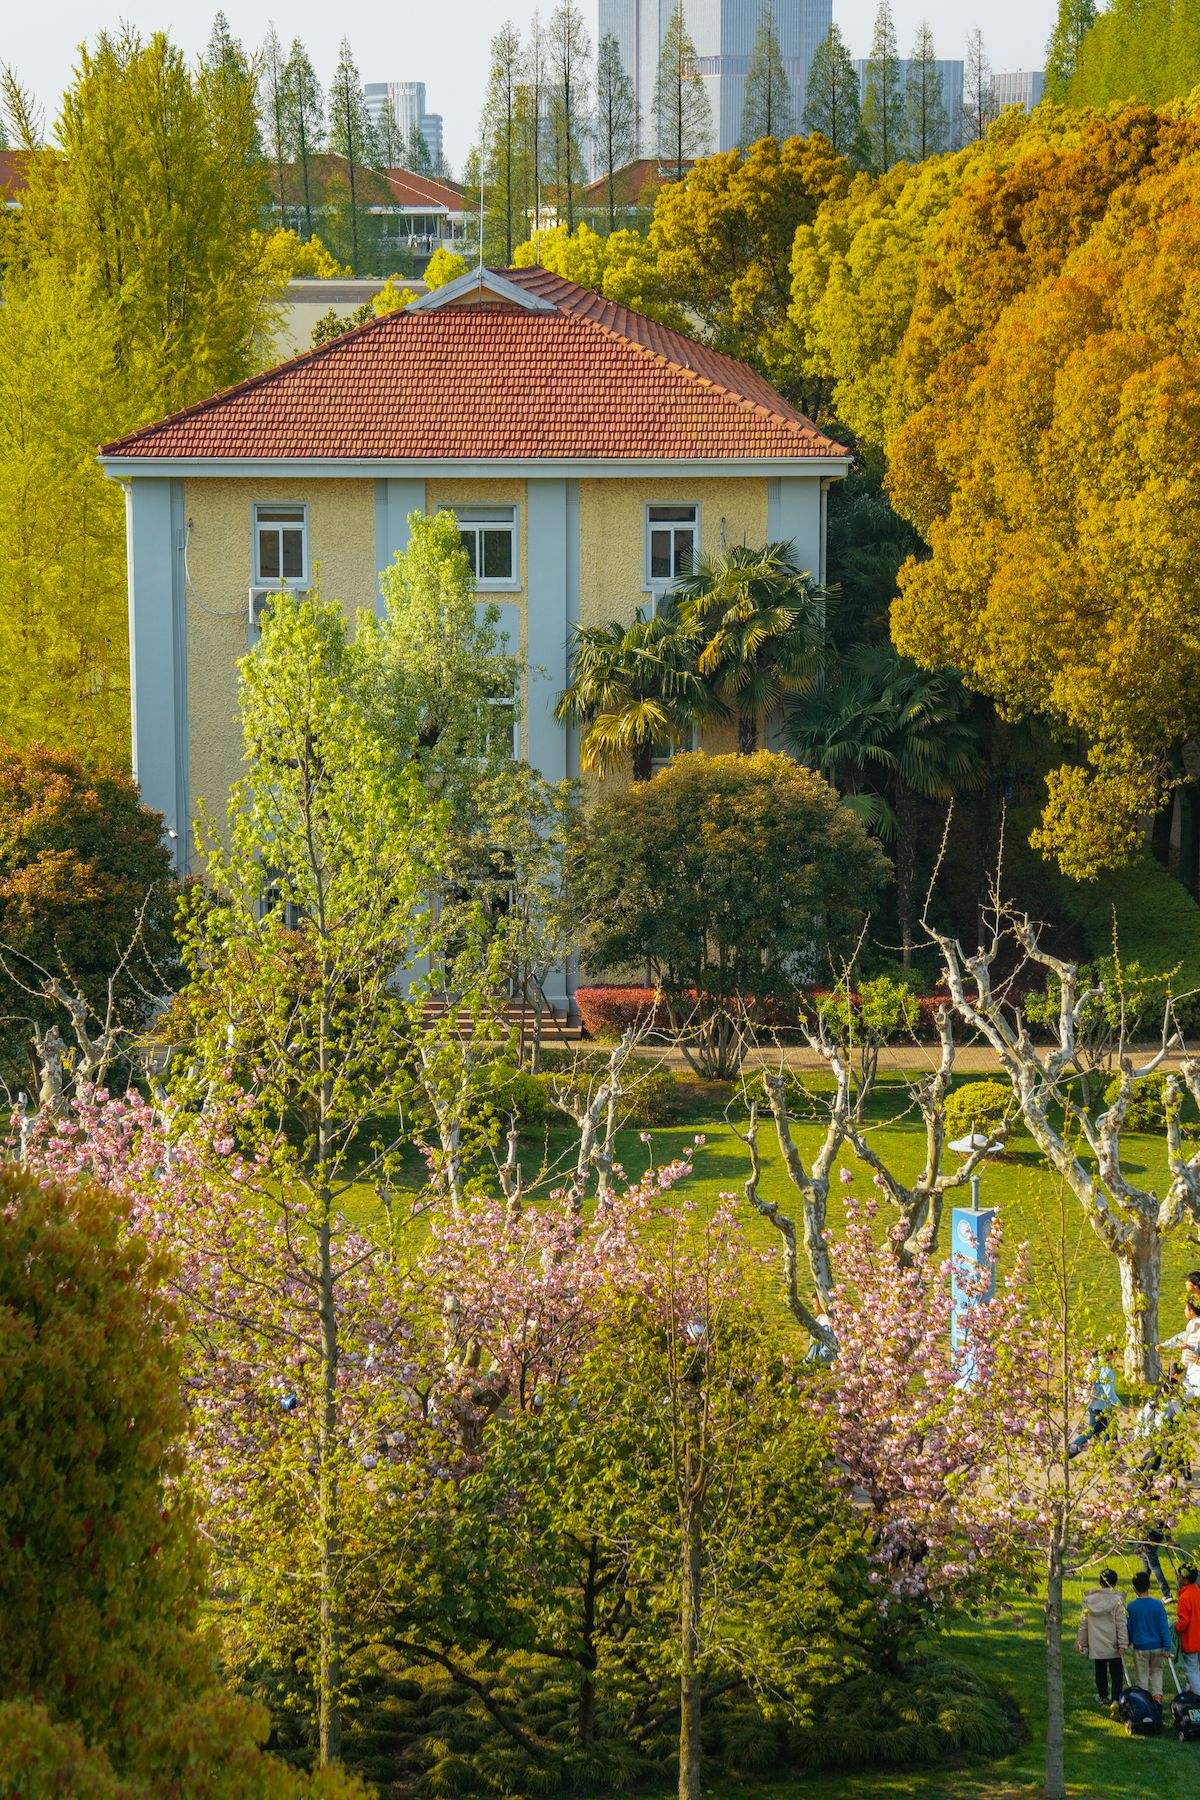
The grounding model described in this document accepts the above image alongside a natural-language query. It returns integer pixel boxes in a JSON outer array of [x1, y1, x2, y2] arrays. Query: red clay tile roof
[[100, 268, 848, 463]]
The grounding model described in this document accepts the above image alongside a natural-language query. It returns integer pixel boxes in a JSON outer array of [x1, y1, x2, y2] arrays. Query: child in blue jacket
[[1127, 1569, 1174, 1700]]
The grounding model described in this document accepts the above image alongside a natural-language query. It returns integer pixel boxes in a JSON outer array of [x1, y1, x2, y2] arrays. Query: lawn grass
[[367, 1070, 1200, 1339]]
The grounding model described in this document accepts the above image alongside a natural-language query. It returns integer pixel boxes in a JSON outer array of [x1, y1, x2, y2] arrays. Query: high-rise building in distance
[[598, 0, 833, 157], [364, 80, 445, 170]]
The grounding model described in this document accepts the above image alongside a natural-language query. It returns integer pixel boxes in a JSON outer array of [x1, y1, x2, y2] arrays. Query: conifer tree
[[327, 38, 371, 273], [739, 0, 794, 146], [523, 11, 548, 239], [482, 23, 525, 260], [861, 0, 902, 172], [261, 26, 290, 225], [803, 23, 862, 157], [203, 11, 261, 156], [653, 0, 713, 178], [904, 22, 947, 160], [373, 98, 404, 170], [1045, 0, 1099, 98], [963, 28, 996, 142], [548, 0, 591, 232], [283, 40, 323, 240], [405, 118, 434, 174], [595, 30, 639, 230]]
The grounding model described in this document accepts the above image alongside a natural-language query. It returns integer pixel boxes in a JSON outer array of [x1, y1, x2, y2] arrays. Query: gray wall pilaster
[[374, 478, 427, 609], [767, 475, 823, 579], [525, 478, 571, 785], [126, 477, 188, 870]]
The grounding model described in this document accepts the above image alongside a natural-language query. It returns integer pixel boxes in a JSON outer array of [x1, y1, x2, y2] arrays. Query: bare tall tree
[[523, 11, 548, 242], [963, 26, 996, 143], [283, 39, 323, 241], [739, 0, 794, 147]]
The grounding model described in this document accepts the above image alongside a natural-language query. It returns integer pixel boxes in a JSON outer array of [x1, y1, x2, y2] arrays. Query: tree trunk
[[737, 713, 758, 755], [678, 1500, 703, 1800], [1150, 791, 1175, 873], [894, 781, 918, 970], [632, 739, 653, 782], [317, 1206, 342, 1763], [1119, 1233, 1162, 1384], [578, 1537, 598, 1745], [1178, 781, 1200, 901], [1044, 1520, 1066, 1800]]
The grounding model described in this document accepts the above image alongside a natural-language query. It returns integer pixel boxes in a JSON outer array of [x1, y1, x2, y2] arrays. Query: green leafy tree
[[202, 11, 261, 158], [547, 0, 591, 233], [594, 30, 639, 231], [804, 23, 863, 158], [0, 29, 268, 761], [674, 541, 827, 753], [176, 590, 448, 1762], [570, 752, 888, 1076], [0, 742, 182, 1055], [0, 1167, 365, 1798], [1045, 0, 1100, 98], [555, 609, 722, 783], [653, 0, 713, 176], [904, 22, 947, 160], [327, 38, 372, 272], [523, 11, 549, 239], [739, 0, 794, 146], [284, 39, 324, 240]]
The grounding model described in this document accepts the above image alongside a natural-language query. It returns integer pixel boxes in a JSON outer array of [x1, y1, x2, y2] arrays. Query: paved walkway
[[629, 1040, 1190, 1077]]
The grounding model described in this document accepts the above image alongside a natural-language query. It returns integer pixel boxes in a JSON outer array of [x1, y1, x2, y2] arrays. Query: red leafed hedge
[[574, 985, 961, 1041]]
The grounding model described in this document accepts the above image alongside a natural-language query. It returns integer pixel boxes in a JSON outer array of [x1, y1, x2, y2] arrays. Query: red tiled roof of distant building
[[380, 166, 464, 210], [100, 268, 849, 462], [0, 149, 31, 195]]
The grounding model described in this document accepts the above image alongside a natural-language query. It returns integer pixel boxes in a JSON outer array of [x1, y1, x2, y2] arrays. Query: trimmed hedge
[[575, 984, 959, 1043]]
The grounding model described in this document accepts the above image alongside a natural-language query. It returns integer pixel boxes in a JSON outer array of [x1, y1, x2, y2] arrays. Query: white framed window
[[644, 502, 699, 591], [253, 503, 309, 586], [440, 504, 519, 589], [485, 685, 519, 759], [649, 724, 699, 774]]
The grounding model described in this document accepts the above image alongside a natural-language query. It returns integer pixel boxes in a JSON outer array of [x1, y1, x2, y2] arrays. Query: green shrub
[[785, 1653, 1022, 1773], [1099, 1069, 1197, 1133], [944, 1078, 1011, 1142], [815, 975, 921, 1041], [480, 1060, 549, 1124]]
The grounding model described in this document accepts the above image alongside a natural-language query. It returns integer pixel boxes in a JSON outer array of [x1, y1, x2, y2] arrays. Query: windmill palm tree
[[555, 607, 724, 782], [673, 541, 828, 753], [786, 645, 984, 965]]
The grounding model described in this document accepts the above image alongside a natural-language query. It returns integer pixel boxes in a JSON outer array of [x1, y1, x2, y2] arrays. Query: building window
[[441, 505, 519, 588], [650, 724, 698, 774], [254, 504, 308, 585], [485, 683, 518, 759], [645, 503, 698, 589]]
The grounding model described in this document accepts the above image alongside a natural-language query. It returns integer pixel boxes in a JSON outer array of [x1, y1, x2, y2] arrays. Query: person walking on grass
[[1127, 1569, 1173, 1701], [1076, 1568, 1128, 1707], [1178, 1566, 1200, 1693]]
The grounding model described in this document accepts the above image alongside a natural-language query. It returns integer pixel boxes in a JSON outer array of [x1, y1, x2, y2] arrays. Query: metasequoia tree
[[928, 905, 1200, 1381], [803, 24, 862, 157], [739, 0, 793, 147], [652, 0, 712, 177], [594, 31, 639, 231]]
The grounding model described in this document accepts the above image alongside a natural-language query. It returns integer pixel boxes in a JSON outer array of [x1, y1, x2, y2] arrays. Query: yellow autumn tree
[[890, 139, 1200, 875]]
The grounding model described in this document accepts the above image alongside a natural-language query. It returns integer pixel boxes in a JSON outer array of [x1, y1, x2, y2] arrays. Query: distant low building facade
[[994, 69, 1046, 111]]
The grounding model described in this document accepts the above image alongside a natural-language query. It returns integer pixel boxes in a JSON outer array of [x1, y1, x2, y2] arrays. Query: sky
[[7, 0, 1054, 174]]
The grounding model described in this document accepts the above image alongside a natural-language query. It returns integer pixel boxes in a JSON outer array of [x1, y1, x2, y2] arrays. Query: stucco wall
[[182, 477, 376, 834]]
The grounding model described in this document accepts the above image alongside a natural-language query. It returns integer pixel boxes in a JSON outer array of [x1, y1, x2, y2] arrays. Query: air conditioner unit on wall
[[249, 587, 308, 631]]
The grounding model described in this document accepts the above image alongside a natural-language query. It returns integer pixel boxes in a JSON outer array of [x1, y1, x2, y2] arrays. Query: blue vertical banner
[[950, 1205, 997, 1367]]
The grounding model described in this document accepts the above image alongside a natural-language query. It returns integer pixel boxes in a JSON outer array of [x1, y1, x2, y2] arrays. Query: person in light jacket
[[1075, 1569, 1128, 1705]]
